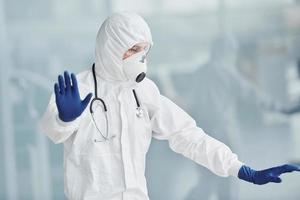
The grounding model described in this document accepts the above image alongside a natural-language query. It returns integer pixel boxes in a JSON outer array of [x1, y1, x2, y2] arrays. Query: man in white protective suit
[[40, 12, 300, 200]]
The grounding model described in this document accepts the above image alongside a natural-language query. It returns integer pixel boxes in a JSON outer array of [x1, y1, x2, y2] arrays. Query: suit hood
[[95, 12, 153, 83]]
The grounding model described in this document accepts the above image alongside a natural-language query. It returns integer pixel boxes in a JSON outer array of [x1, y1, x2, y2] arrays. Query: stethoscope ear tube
[[90, 98, 107, 113], [132, 89, 140, 107], [90, 63, 111, 142], [90, 63, 107, 113]]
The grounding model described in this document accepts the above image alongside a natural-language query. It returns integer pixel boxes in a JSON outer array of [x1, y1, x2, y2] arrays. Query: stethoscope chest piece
[[136, 107, 144, 118]]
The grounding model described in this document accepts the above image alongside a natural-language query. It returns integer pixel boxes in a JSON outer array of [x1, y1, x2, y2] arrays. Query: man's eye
[[130, 49, 138, 53]]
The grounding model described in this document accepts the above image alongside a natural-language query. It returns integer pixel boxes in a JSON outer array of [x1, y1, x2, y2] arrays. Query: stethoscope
[[90, 63, 143, 142]]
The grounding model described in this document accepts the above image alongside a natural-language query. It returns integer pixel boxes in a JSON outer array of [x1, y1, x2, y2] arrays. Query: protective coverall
[[40, 12, 243, 200]]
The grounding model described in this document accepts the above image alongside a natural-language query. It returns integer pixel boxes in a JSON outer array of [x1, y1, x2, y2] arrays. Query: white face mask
[[123, 51, 147, 83]]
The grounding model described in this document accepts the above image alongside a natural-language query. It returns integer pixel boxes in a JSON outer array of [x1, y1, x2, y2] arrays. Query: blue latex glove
[[238, 164, 300, 185], [54, 71, 92, 122]]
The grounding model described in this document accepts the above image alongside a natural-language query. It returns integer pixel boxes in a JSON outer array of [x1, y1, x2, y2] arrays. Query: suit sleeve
[[149, 84, 243, 177], [38, 93, 80, 144]]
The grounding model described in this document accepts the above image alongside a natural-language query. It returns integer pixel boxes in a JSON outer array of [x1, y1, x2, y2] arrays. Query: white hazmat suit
[[40, 12, 243, 200]]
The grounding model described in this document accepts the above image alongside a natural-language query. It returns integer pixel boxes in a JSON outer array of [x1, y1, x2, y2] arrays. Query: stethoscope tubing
[[89, 63, 142, 142]]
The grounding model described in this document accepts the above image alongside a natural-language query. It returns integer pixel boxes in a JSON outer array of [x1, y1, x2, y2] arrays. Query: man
[[40, 12, 300, 200]]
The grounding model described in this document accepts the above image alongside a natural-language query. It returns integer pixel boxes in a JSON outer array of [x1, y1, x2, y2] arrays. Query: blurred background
[[1, 0, 300, 199]]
